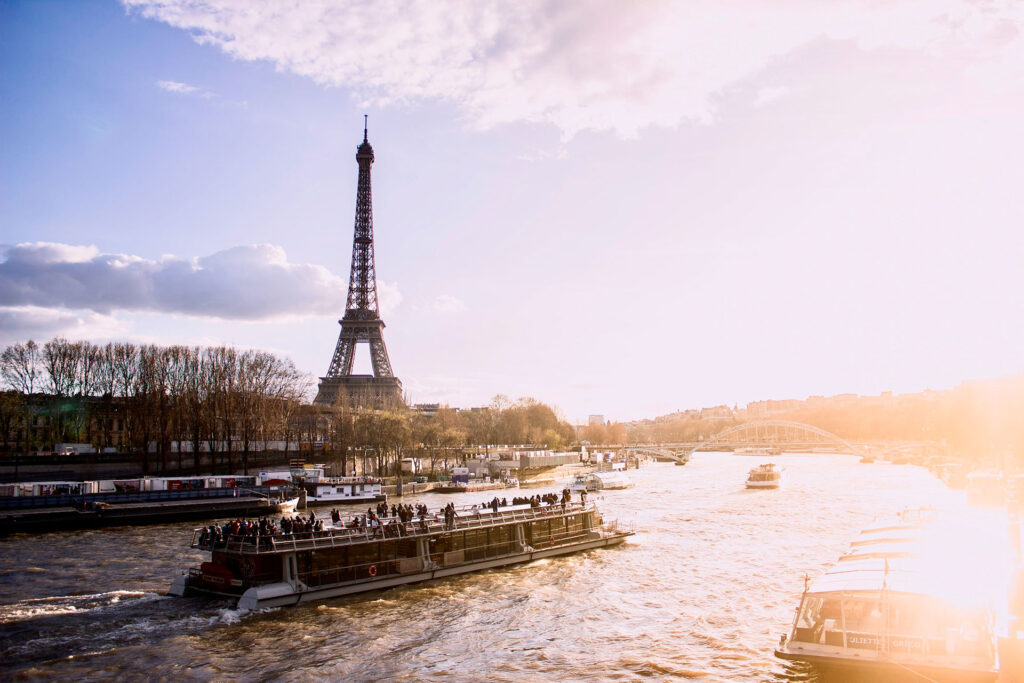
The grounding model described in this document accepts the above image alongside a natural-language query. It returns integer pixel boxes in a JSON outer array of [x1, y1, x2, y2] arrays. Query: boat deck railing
[[191, 501, 607, 555]]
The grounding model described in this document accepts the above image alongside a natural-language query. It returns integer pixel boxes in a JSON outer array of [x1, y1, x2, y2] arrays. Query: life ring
[[368, 565, 377, 577]]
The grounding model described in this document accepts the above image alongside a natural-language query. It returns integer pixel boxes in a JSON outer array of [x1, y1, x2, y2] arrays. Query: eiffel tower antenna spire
[[314, 121, 403, 408]]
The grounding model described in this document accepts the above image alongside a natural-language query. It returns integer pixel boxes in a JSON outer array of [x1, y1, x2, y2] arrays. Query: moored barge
[[169, 500, 633, 609], [300, 476, 386, 506]]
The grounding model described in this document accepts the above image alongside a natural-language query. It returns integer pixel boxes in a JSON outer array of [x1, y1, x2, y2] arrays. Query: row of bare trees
[[0, 338, 309, 474], [0, 338, 584, 477]]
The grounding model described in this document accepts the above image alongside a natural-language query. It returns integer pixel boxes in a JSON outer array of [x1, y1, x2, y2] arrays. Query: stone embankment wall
[[382, 481, 440, 496]]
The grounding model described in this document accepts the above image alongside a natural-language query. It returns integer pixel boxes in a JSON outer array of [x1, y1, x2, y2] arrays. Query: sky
[[1, 0, 1023, 423]]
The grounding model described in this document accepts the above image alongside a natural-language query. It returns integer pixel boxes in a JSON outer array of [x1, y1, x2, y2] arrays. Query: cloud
[[0, 242, 401, 321], [0, 306, 126, 345], [752, 85, 792, 107], [124, 0, 1024, 138], [432, 294, 466, 314], [157, 79, 214, 97]]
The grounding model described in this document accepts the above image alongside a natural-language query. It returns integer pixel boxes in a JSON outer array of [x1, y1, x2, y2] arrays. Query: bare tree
[[42, 338, 82, 397], [0, 391, 27, 452], [0, 340, 42, 394], [181, 347, 206, 474]]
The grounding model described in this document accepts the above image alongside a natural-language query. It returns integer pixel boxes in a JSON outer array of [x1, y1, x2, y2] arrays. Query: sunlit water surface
[[0, 454, 1010, 681]]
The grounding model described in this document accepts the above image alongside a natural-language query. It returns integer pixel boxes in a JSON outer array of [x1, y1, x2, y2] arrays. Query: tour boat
[[275, 496, 300, 514], [745, 463, 782, 489], [169, 500, 633, 609], [568, 471, 634, 492], [300, 476, 386, 506], [775, 509, 1000, 682]]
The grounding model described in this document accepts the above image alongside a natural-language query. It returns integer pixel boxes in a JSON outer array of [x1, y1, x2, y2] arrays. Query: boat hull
[[175, 531, 632, 609], [305, 493, 386, 506], [775, 647, 998, 683], [745, 480, 781, 489]]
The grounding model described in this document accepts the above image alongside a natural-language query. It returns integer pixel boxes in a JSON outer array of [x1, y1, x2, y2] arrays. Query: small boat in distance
[[301, 476, 386, 506], [569, 471, 634, 492], [746, 463, 782, 489]]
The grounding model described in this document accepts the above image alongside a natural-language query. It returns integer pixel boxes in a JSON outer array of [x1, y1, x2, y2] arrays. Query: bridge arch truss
[[687, 420, 865, 457]]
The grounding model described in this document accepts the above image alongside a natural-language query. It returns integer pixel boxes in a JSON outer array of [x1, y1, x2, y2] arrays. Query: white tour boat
[[300, 476, 386, 506], [745, 463, 782, 489], [569, 471, 634, 492], [775, 509, 1000, 682], [170, 499, 633, 609]]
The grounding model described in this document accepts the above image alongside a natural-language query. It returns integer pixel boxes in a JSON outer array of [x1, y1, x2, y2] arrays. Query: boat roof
[[843, 532, 925, 548], [194, 500, 599, 556], [839, 540, 920, 560], [807, 556, 954, 596], [806, 509, 1008, 608]]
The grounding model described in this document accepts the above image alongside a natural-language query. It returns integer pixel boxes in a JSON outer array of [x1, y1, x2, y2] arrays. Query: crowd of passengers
[[196, 490, 584, 548], [509, 488, 585, 508], [198, 513, 331, 547]]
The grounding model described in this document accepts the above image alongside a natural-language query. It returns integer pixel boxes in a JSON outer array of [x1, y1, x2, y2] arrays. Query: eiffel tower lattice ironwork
[[314, 118, 403, 408]]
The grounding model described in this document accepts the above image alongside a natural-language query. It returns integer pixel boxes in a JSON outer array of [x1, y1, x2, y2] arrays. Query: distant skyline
[[2, 1, 1023, 422]]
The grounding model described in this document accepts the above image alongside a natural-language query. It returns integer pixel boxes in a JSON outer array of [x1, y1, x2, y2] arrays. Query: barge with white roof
[[169, 499, 633, 609]]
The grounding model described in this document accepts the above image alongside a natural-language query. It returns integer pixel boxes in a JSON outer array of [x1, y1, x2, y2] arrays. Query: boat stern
[[168, 573, 189, 597], [237, 582, 300, 610]]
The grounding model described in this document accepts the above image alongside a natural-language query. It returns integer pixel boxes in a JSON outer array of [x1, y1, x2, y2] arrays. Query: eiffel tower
[[314, 118, 403, 408]]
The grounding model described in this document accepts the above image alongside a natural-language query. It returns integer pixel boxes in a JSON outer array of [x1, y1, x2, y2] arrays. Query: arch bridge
[[629, 420, 866, 464]]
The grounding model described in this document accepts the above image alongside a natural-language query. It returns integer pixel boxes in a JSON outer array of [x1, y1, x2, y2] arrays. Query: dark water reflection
[[0, 454, 979, 681]]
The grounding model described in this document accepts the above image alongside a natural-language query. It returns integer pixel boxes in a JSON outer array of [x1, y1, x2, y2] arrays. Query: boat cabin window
[[793, 596, 824, 643], [491, 525, 512, 555], [464, 529, 488, 561], [447, 532, 465, 552], [841, 597, 885, 637], [812, 594, 995, 659]]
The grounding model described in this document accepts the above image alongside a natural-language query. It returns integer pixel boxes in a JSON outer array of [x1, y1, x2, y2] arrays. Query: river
[[0, 454, 1005, 681]]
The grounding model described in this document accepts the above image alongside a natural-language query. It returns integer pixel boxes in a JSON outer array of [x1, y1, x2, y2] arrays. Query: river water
[[0, 454, 1007, 681]]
